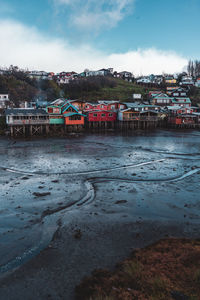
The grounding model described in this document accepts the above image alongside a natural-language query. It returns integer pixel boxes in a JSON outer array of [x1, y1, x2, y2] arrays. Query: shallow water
[[0, 129, 200, 273]]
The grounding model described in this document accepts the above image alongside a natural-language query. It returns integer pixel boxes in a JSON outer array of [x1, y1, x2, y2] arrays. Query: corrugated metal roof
[[5, 109, 48, 115], [85, 110, 114, 113], [140, 110, 158, 114], [63, 112, 86, 117], [172, 98, 191, 103]]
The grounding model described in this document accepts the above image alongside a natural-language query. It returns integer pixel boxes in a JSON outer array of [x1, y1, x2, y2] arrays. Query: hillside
[[62, 78, 151, 102], [1, 70, 200, 105], [0, 71, 151, 104], [0, 72, 61, 105]]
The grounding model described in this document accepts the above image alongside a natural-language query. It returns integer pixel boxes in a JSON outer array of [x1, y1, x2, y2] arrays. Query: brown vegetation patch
[[75, 238, 200, 300]]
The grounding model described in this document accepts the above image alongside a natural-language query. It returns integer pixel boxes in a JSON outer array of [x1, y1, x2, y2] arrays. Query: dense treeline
[[0, 66, 62, 105]]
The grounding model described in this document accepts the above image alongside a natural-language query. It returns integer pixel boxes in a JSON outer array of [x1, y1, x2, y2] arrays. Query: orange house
[[62, 102, 85, 126], [64, 113, 85, 125]]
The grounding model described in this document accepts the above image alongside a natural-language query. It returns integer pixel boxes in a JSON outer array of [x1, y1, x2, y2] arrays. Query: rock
[[74, 229, 82, 239], [52, 180, 59, 183], [191, 166, 197, 170], [21, 176, 29, 180], [115, 200, 127, 204], [171, 291, 189, 300], [33, 192, 51, 197]]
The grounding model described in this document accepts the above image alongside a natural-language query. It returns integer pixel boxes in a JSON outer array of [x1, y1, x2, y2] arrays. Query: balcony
[[8, 119, 49, 125]]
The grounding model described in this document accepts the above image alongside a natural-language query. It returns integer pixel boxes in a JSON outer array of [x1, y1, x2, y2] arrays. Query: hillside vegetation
[[0, 69, 151, 105], [1, 68, 200, 105], [62, 77, 151, 102]]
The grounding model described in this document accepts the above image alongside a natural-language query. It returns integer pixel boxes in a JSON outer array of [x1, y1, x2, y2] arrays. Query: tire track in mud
[[133, 146, 200, 157], [87, 167, 200, 186], [0, 159, 165, 176]]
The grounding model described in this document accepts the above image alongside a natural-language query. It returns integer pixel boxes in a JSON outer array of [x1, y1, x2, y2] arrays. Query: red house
[[97, 101, 127, 111], [86, 110, 117, 129], [84, 101, 127, 112], [168, 114, 196, 125]]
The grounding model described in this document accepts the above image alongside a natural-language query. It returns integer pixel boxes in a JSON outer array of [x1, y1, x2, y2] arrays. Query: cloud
[[54, 0, 134, 32], [0, 19, 187, 75]]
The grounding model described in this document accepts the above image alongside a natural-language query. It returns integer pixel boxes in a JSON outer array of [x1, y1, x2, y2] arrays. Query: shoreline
[[0, 126, 199, 140]]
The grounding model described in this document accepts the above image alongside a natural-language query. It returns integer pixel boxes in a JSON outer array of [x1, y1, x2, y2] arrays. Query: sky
[[0, 0, 199, 75]]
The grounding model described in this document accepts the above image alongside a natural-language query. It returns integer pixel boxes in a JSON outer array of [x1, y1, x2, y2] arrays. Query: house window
[[101, 105, 104, 108], [93, 113, 97, 117], [69, 115, 81, 120], [48, 107, 53, 113], [109, 113, 113, 117], [101, 114, 105, 117]]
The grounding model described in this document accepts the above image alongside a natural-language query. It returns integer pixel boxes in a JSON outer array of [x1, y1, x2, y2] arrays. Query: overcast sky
[[0, 0, 199, 75]]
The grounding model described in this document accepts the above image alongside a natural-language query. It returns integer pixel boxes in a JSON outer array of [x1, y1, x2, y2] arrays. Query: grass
[[90, 296, 115, 300], [151, 277, 168, 299], [194, 269, 200, 283], [123, 261, 143, 281], [79, 79, 152, 102], [75, 238, 200, 300]]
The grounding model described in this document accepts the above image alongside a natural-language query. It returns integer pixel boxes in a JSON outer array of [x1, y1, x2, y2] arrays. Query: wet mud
[[0, 130, 200, 284]]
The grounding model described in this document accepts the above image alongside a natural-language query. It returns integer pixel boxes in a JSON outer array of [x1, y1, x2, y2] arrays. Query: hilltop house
[[180, 76, 194, 87], [171, 98, 191, 108], [151, 93, 173, 106], [0, 94, 10, 109], [165, 76, 177, 85], [195, 78, 200, 87], [166, 87, 188, 97]]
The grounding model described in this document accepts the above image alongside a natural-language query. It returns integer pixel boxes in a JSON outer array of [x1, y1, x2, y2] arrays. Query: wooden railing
[[8, 119, 49, 125], [123, 116, 158, 121]]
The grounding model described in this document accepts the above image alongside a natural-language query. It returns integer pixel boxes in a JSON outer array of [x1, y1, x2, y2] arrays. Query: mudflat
[[0, 130, 200, 299]]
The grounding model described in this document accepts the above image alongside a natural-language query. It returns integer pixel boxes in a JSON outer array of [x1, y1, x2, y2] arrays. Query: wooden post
[[23, 125, 26, 136], [10, 126, 13, 137]]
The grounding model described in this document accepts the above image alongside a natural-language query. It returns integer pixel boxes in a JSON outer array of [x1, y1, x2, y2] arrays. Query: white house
[[195, 78, 200, 87], [0, 94, 10, 108]]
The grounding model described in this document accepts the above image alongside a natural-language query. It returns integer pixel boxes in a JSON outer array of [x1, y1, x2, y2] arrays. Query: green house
[[46, 105, 64, 124]]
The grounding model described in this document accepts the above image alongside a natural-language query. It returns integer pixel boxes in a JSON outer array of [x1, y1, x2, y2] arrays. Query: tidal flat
[[0, 130, 200, 299]]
